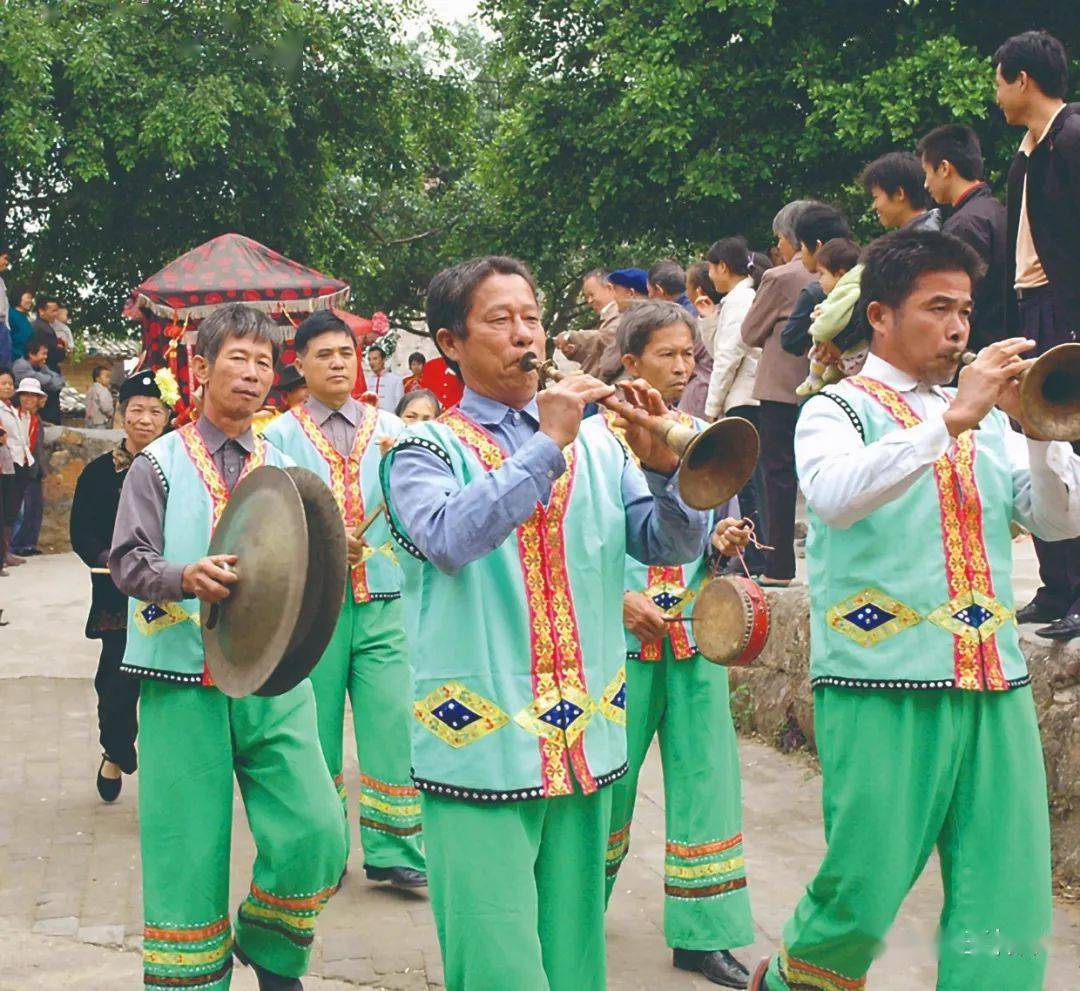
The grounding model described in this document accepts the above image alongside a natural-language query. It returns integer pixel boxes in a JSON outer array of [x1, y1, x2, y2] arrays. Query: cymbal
[[202, 466, 309, 698], [255, 467, 347, 697]]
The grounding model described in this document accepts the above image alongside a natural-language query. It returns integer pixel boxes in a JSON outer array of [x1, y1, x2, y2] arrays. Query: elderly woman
[[739, 199, 817, 587], [70, 371, 171, 802]]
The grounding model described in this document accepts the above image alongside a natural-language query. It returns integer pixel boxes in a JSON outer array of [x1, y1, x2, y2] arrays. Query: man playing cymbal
[[111, 304, 345, 991], [380, 255, 711, 991]]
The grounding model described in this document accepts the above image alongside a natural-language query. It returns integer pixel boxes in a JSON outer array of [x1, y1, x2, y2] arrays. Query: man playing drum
[[263, 309, 426, 888], [750, 230, 1080, 991], [110, 304, 346, 991], [380, 255, 711, 991], [587, 299, 755, 989]]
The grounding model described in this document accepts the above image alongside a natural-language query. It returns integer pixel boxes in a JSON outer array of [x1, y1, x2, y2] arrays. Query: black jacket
[[1005, 102, 1080, 337], [70, 446, 130, 639], [780, 280, 826, 356], [942, 183, 1007, 352]]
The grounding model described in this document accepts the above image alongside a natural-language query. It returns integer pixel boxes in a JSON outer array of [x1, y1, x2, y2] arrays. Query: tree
[[0, 0, 457, 329], [473, 0, 1080, 326]]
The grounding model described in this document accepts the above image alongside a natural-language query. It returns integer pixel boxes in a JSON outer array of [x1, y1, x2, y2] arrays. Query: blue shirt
[[388, 386, 710, 575]]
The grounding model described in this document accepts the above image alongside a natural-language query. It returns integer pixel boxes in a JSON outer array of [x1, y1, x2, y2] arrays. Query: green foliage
[[473, 0, 1080, 321], [0, 0, 465, 329], [2, 0, 1079, 336]]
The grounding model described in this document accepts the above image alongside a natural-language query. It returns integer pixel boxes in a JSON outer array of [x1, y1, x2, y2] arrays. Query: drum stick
[[90, 567, 111, 574], [353, 502, 387, 540]]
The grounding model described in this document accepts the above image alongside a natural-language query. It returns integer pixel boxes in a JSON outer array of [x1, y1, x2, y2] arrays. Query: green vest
[[587, 411, 714, 661], [262, 402, 403, 601], [381, 408, 630, 801], [805, 377, 1026, 691], [120, 423, 291, 684]]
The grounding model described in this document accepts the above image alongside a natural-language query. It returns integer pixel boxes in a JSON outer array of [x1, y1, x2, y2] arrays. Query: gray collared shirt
[[109, 416, 257, 603], [304, 395, 361, 457]]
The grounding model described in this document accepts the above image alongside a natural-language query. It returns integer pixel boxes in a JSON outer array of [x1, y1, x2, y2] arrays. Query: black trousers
[[757, 400, 799, 581], [728, 404, 768, 574], [94, 631, 139, 773], [1018, 286, 1080, 616]]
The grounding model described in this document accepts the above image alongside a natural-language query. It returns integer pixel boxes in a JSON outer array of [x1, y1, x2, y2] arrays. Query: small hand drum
[[690, 576, 770, 667]]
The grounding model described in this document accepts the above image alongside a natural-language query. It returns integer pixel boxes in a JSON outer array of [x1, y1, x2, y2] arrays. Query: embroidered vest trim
[[439, 406, 598, 796], [290, 405, 379, 603], [847, 376, 1007, 691], [601, 409, 696, 661]]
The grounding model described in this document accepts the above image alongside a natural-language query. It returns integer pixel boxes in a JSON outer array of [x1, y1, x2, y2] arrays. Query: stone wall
[[40, 425, 123, 554], [728, 586, 1080, 891]]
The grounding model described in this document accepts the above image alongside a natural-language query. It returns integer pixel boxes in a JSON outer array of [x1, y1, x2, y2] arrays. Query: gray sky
[[424, 0, 481, 21]]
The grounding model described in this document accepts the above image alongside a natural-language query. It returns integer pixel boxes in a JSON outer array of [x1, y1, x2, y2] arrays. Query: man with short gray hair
[[110, 303, 345, 991]]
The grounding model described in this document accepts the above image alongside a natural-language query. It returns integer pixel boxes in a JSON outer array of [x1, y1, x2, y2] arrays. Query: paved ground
[[1, 552, 1077, 990]]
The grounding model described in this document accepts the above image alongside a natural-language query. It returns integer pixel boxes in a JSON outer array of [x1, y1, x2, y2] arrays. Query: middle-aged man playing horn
[[263, 309, 426, 888], [380, 255, 710, 991], [110, 304, 346, 991], [587, 299, 754, 989], [749, 230, 1080, 991]]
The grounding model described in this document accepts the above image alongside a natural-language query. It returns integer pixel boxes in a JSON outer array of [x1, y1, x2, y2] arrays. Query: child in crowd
[[84, 365, 115, 428], [795, 239, 865, 397]]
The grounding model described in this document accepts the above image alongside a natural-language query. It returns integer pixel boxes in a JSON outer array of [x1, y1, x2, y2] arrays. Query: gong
[[254, 468, 348, 697], [202, 467, 307, 697]]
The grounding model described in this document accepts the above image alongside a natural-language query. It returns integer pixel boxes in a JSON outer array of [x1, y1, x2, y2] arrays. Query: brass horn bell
[[1020, 342, 1080, 442]]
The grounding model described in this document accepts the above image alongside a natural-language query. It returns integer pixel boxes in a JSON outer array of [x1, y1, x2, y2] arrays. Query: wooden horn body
[[521, 352, 759, 509]]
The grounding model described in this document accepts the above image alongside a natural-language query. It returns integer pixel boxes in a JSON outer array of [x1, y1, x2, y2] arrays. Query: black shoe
[[1034, 613, 1080, 641], [673, 948, 750, 988], [1016, 600, 1063, 625], [234, 943, 302, 990], [96, 757, 122, 803], [15, 548, 41, 556], [363, 864, 427, 888]]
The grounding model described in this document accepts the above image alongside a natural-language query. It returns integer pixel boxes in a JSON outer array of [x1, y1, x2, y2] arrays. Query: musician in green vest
[[585, 299, 754, 989], [380, 256, 711, 991], [263, 310, 425, 888], [110, 304, 346, 991], [749, 230, 1080, 991]]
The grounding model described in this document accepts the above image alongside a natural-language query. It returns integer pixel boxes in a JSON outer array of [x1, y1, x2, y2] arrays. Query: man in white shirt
[[367, 343, 404, 414], [750, 229, 1079, 991]]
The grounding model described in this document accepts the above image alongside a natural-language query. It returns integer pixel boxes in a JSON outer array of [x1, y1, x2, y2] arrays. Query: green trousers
[[766, 686, 1052, 991], [605, 642, 754, 951], [311, 595, 424, 870], [139, 679, 346, 990], [423, 785, 612, 991]]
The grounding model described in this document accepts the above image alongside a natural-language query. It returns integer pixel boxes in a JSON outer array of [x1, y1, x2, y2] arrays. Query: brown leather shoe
[[749, 958, 770, 991]]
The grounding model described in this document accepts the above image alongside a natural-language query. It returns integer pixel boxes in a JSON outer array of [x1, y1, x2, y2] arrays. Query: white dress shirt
[[705, 279, 759, 418], [796, 352, 1080, 539], [371, 369, 404, 414]]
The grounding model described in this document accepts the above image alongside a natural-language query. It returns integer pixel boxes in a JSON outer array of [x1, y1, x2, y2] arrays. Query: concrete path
[[1, 553, 1076, 990]]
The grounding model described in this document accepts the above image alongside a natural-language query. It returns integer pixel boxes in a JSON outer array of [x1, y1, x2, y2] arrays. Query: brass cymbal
[[202, 466, 309, 698], [255, 467, 348, 697]]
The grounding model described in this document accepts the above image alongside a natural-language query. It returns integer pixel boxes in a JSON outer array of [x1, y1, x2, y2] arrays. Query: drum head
[[202, 466, 309, 698], [691, 577, 751, 665], [255, 467, 348, 697]]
